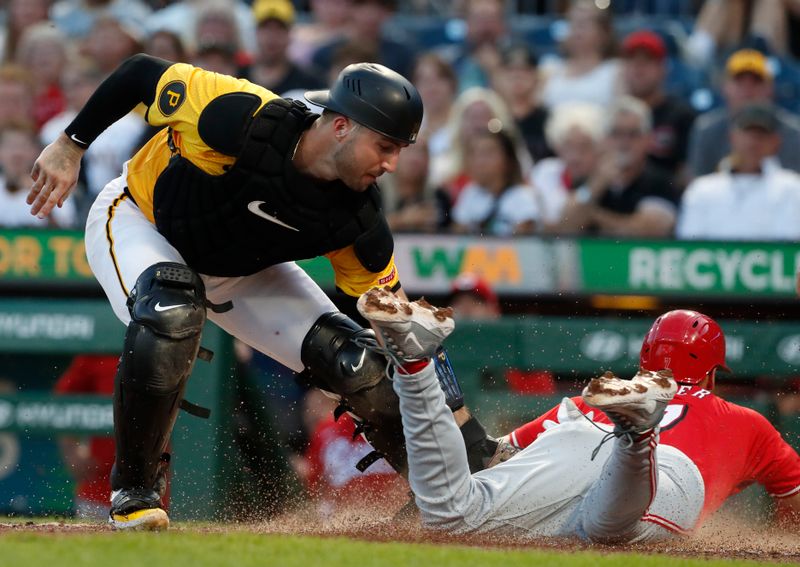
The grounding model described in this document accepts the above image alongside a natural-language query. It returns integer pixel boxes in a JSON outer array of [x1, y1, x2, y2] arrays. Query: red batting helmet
[[639, 310, 730, 385]]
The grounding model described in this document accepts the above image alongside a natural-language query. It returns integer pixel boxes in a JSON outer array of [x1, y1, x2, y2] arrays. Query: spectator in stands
[[557, 96, 677, 237], [492, 41, 552, 164], [192, 41, 241, 77], [677, 102, 800, 241], [540, 0, 620, 110], [284, 41, 375, 113], [40, 61, 144, 224], [687, 48, 800, 178], [620, 30, 696, 183], [0, 65, 35, 132], [194, 2, 252, 72], [0, 0, 51, 63], [81, 15, 144, 74], [384, 139, 451, 233], [51, 0, 151, 41], [146, 0, 257, 58], [447, 273, 501, 320], [451, 128, 539, 236], [249, 0, 324, 96], [685, 0, 747, 67], [54, 355, 119, 520], [324, 41, 379, 89], [530, 103, 605, 232], [289, 0, 351, 69], [685, 0, 799, 66], [413, 54, 458, 173], [438, 0, 507, 91], [432, 87, 532, 195], [0, 123, 76, 228], [311, 0, 416, 80], [144, 29, 188, 64], [16, 23, 69, 132]]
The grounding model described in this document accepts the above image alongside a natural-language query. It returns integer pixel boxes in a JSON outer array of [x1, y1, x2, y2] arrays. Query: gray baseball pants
[[393, 362, 704, 542]]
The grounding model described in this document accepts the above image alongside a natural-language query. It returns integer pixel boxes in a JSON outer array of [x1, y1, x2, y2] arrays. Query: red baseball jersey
[[509, 385, 800, 521]]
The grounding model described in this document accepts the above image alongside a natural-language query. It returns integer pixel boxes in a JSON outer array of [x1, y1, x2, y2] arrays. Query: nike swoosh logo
[[70, 133, 87, 146], [350, 349, 367, 372], [404, 333, 423, 351], [154, 302, 186, 312], [247, 201, 300, 232]]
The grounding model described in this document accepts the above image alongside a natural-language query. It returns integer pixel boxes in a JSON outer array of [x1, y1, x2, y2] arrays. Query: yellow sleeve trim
[[326, 247, 400, 297]]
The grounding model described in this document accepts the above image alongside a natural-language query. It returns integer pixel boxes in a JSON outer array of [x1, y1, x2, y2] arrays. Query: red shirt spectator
[[54, 355, 117, 514], [33, 83, 66, 131], [305, 413, 407, 515]]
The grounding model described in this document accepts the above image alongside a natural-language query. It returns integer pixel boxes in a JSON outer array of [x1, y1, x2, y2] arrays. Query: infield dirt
[[1, 502, 798, 563]]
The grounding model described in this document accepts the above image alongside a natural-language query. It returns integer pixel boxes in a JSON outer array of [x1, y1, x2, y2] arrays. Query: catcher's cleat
[[582, 369, 678, 436], [109, 488, 169, 531], [356, 287, 454, 364]]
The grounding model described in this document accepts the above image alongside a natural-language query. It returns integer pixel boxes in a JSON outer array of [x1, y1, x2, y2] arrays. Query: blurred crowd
[[1, 0, 800, 241]]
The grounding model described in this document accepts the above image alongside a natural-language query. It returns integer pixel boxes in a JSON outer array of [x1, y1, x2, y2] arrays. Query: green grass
[[0, 531, 787, 567]]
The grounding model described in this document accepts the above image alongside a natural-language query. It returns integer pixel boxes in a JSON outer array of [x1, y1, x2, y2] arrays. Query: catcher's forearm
[[65, 54, 170, 149]]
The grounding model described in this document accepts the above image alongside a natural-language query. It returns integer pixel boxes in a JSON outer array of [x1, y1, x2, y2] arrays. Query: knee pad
[[301, 311, 387, 396], [123, 263, 207, 394], [128, 262, 207, 339], [301, 312, 406, 473]]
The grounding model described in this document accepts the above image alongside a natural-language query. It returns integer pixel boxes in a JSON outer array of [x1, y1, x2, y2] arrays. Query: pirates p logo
[[158, 80, 186, 116]]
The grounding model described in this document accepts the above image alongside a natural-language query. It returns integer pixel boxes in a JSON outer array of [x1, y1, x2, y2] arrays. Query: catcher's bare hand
[[27, 132, 85, 218]]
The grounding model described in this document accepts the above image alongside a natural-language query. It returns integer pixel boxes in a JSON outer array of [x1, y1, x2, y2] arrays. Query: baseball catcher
[[26, 55, 496, 530]]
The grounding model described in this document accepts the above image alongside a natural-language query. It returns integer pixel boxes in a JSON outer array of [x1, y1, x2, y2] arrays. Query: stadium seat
[[512, 16, 564, 56], [387, 14, 463, 50], [772, 58, 800, 114]]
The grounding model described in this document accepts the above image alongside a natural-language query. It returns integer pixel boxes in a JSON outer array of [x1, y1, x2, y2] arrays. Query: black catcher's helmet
[[305, 62, 423, 144]]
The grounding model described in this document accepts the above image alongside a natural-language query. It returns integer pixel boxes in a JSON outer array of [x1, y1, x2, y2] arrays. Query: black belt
[[123, 186, 138, 207]]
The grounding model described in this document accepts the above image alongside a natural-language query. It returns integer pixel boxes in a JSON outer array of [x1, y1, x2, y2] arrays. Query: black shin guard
[[300, 312, 498, 478], [301, 312, 408, 475], [111, 263, 206, 492]]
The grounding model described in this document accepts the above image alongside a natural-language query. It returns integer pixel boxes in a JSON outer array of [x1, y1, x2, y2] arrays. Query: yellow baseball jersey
[[127, 63, 276, 219], [124, 62, 399, 296]]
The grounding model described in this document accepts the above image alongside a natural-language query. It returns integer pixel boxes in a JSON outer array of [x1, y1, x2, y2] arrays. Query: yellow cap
[[252, 0, 295, 26], [726, 49, 771, 80]]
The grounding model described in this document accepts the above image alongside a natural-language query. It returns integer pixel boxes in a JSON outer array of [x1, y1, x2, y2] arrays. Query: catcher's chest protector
[[152, 98, 388, 277]]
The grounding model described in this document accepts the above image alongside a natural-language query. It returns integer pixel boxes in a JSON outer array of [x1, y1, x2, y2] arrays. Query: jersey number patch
[[659, 404, 688, 431], [158, 80, 186, 116]]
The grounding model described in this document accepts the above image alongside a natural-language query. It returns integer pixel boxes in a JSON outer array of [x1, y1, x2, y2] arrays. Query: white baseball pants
[[84, 167, 337, 372]]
